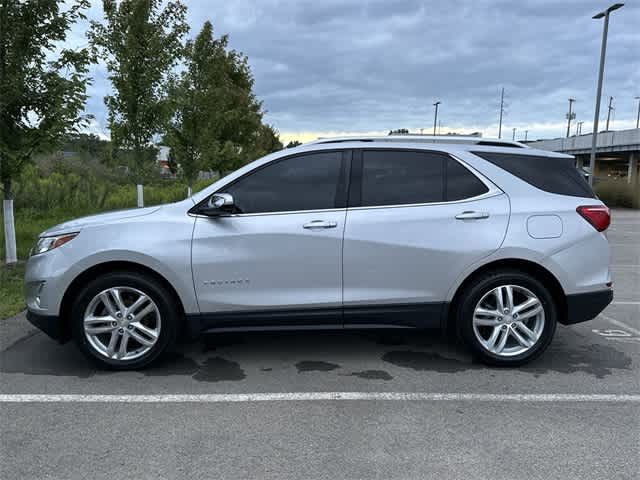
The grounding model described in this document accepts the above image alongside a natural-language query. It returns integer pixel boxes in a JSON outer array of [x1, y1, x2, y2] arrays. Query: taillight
[[576, 205, 610, 232]]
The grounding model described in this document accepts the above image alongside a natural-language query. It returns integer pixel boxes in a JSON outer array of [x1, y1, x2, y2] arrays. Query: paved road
[[1, 209, 639, 479]]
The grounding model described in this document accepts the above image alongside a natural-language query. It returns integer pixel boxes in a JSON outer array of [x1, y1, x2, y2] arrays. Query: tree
[[0, 0, 91, 264], [165, 21, 278, 187], [286, 140, 302, 148], [89, 0, 188, 206], [389, 128, 409, 135]]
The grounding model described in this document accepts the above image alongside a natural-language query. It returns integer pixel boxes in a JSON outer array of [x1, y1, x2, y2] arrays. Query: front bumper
[[26, 311, 69, 342], [562, 289, 613, 325]]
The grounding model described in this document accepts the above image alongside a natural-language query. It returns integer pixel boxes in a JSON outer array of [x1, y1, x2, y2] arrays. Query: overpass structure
[[526, 128, 639, 184]]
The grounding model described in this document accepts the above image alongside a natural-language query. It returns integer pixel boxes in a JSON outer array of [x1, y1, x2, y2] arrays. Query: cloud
[[70, 0, 639, 142]]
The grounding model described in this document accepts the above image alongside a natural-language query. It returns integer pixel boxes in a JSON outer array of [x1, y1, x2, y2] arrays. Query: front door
[[191, 150, 349, 327]]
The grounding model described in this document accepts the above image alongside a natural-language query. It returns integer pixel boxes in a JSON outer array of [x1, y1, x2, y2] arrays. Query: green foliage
[[595, 180, 640, 209], [0, 262, 25, 318], [165, 21, 281, 184], [0, 0, 91, 199], [286, 140, 302, 148], [89, 0, 188, 182]]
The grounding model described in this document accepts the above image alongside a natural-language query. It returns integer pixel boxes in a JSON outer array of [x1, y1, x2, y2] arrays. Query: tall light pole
[[524, 130, 528, 142], [577, 121, 584, 135], [433, 101, 440, 136], [566, 98, 576, 137], [589, 3, 624, 187], [605, 96, 614, 131], [635, 96, 640, 129], [512, 127, 516, 141], [498, 87, 505, 139]]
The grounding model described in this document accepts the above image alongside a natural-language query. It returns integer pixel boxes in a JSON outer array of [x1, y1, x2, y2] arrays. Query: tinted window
[[226, 152, 343, 214], [473, 151, 595, 198], [446, 158, 489, 201], [361, 150, 444, 206]]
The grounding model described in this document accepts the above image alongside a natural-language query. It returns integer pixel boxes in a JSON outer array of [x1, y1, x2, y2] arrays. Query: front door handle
[[455, 211, 490, 220], [303, 220, 338, 229]]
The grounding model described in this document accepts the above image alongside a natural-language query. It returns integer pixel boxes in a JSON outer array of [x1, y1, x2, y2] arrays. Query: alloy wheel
[[83, 287, 161, 361], [472, 284, 545, 357]]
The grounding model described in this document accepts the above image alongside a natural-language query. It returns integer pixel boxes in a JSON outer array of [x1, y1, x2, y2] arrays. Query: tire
[[71, 271, 179, 370], [456, 269, 557, 367]]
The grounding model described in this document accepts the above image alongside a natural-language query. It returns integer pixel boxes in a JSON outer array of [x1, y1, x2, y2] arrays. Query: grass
[[0, 262, 26, 319]]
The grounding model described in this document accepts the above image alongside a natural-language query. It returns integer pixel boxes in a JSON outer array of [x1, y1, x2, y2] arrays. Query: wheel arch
[[446, 258, 567, 332], [59, 261, 187, 342]]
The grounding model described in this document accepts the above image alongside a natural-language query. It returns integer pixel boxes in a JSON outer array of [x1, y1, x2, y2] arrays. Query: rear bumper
[[562, 289, 613, 325], [26, 310, 68, 342]]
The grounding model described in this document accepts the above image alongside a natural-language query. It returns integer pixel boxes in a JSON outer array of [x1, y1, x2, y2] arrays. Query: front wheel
[[457, 270, 557, 367], [71, 271, 178, 370]]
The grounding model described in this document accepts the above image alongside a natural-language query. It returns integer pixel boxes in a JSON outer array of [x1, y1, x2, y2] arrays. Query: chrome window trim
[[190, 150, 503, 218]]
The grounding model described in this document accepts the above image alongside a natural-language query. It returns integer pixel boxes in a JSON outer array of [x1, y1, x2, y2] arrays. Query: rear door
[[342, 149, 509, 327]]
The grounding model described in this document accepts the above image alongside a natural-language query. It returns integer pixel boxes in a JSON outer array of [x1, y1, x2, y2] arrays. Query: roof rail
[[305, 135, 527, 148]]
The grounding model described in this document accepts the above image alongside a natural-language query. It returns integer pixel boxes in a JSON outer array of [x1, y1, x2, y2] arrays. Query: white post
[[187, 186, 192, 198], [136, 184, 144, 207], [3, 199, 18, 264]]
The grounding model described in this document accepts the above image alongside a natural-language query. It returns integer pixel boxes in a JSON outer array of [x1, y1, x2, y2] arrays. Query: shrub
[[595, 180, 640, 209]]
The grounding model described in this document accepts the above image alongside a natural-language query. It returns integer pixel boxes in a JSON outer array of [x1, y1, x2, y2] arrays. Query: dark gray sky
[[74, 0, 639, 143]]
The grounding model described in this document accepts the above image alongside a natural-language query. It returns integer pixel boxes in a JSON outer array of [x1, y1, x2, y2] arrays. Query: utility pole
[[566, 98, 576, 137], [635, 96, 640, 129], [605, 96, 614, 131], [524, 130, 528, 141], [589, 3, 624, 187], [498, 87, 505, 139], [433, 101, 440, 136], [577, 121, 584, 135], [512, 127, 516, 141]]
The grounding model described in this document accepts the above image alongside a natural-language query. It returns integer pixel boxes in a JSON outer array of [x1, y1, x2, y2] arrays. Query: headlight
[[31, 233, 79, 256]]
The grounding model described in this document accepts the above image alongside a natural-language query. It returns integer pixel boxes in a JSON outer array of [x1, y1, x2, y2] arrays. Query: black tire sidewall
[[458, 270, 557, 366], [71, 271, 178, 370]]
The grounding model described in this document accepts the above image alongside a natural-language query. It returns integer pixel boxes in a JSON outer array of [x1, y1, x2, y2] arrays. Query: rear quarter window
[[472, 151, 595, 198]]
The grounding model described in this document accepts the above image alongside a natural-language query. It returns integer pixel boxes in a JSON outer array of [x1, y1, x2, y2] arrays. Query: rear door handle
[[303, 220, 338, 229], [455, 211, 490, 220]]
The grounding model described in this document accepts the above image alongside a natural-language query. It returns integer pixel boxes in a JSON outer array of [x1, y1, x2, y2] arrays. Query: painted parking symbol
[[592, 329, 633, 338]]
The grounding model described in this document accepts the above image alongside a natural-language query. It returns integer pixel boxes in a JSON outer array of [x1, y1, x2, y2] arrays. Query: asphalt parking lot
[[1, 209, 638, 479]]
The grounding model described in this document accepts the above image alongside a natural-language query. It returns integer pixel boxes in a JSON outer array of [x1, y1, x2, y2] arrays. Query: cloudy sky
[[73, 0, 639, 143]]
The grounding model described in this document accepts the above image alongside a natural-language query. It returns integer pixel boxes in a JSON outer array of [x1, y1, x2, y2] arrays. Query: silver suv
[[24, 136, 613, 369]]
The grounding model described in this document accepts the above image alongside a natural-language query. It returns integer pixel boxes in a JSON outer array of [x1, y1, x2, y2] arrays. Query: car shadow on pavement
[[0, 326, 633, 381]]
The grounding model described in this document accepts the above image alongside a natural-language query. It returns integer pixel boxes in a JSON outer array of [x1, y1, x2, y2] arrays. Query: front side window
[[360, 150, 445, 206], [225, 151, 343, 214]]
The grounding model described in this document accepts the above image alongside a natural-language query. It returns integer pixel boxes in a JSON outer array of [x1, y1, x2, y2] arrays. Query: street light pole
[[589, 3, 624, 187], [566, 98, 576, 137], [635, 96, 640, 129], [512, 127, 516, 141], [433, 101, 440, 136]]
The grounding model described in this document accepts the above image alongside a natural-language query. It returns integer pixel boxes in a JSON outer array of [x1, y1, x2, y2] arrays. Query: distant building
[[155, 145, 174, 177]]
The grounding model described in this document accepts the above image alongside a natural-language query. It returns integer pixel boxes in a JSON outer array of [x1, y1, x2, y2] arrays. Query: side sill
[[186, 302, 448, 336]]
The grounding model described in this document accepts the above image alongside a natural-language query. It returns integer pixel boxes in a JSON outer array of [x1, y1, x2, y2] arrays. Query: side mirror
[[199, 193, 235, 216]]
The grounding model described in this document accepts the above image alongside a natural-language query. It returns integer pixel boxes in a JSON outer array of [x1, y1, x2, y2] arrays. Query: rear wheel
[[457, 270, 557, 366], [71, 271, 178, 370]]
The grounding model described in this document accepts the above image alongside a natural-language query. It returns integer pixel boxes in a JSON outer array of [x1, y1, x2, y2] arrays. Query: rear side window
[[445, 158, 489, 201], [472, 151, 595, 198], [361, 150, 444, 206]]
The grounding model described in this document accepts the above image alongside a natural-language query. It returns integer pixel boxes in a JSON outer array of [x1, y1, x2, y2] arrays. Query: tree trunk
[[136, 184, 144, 207], [187, 185, 192, 198], [3, 179, 17, 264]]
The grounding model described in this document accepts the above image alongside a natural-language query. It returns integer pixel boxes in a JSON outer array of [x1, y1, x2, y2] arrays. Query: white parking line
[[0, 393, 639, 403], [611, 301, 640, 306], [600, 314, 640, 336]]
